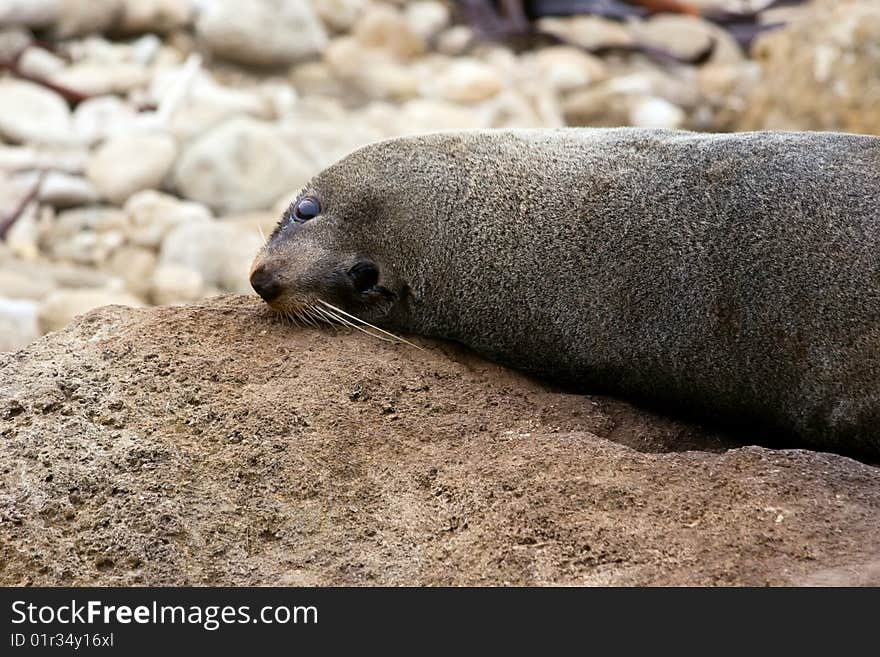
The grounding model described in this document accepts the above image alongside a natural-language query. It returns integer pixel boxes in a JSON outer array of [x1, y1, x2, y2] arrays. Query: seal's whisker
[[312, 304, 386, 339], [317, 300, 423, 350], [305, 304, 336, 331], [313, 304, 399, 344], [314, 306, 354, 333], [297, 305, 319, 328], [320, 304, 418, 348]]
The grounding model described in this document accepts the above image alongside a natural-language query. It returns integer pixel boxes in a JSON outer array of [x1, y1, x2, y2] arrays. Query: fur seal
[[250, 128, 880, 457]]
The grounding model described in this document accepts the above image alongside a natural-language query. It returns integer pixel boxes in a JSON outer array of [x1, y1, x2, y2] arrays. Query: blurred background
[[0, 0, 876, 351]]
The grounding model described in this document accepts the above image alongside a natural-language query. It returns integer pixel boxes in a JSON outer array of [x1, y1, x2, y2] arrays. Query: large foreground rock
[[1, 296, 879, 586]]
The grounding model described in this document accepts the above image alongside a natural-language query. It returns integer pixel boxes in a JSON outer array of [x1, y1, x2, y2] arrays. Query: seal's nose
[[250, 265, 281, 302]]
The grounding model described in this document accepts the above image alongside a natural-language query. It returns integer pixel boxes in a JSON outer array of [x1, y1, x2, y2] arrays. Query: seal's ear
[[347, 261, 379, 293]]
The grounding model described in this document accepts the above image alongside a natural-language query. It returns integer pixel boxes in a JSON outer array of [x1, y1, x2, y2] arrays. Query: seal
[[250, 128, 880, 457]]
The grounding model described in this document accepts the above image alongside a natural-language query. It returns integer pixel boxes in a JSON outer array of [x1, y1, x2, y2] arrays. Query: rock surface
[[172, 118, 311, 214], [741, 0, 880, 134], [195, 0, 327, 67], [0, 80, 73, 145], [86, 132, 177, 204], [1, 296, 878, 586]]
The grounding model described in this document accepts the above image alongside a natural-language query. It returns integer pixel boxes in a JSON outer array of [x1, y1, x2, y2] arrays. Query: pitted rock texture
[[1, 296, 879, 586]]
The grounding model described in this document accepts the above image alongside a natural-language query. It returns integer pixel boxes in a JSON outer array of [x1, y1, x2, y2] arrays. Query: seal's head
[[248, 137, 439, 331]]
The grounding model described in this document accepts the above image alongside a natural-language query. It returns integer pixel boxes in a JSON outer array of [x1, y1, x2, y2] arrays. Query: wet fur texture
[[255, 128, 880, 457]]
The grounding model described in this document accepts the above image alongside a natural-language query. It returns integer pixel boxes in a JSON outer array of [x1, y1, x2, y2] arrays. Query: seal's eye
[[292, 196, 320, 222]]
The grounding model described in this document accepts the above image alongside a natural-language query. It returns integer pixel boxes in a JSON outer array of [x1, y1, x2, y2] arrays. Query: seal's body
[[251, 129, 880, 456]]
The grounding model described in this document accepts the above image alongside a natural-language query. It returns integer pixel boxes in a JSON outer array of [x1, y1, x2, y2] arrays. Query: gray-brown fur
[[252, 128, 880, 457]]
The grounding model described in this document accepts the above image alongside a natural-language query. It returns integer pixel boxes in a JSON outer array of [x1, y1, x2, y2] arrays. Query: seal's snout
[[250, 264, 281, 302]]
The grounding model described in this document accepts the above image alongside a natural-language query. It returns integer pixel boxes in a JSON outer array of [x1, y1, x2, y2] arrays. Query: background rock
[[56, 0, 123, 38], [0, 266, 55, 301], [150, 262, 204, 304], [740, 0, 880, 134], [173, 118, 312, 213], [354, 4, 426, 60], [86, 132, 177, 205], [123, 189, 212, 248], [38, 172, 100, 208], [0, 296, 38, 351], [106, 245, 157, 299], [117, 0, 193, 34], [158, 221, 263, 293], [196, 0, 327, 67], [37, 288, 142, 333], [0, 80, 73, 145]]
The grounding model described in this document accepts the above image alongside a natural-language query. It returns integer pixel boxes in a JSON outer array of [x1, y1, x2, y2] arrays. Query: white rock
[[323, 38, 421, 100], [173, 117, 313, 214], [150, 263, 205, 305], [38, 288, 143, 334], [159, 221, 263, 294], [43, 207, 129, 266], [290, 61, 349, 98], [426, 58, 503, 104], [313, 0, 368, 33], [73, 95, 139, 143], [150, 66, 274, 139], [632, 15, 744, 66], [562, 70, 699, 126], [277, 118, 381, 171], [435, 25, 475, 57], [38, 171, 100, 207], [51, 63, 150, 97], [86, 132, 178, 205], [53, 206, 129, 237], [129, 33, 163, 65], [0, 145, 38, 171], [65, 35, 131, 63], [52, 230, 125, 266], [124, 189, 212, 248], [222, 211, 277, 241], [0, 80, 74, 145], [18, 47, 67, 78], [5, 201, 40, 260], [323, 35, 368, 76], [363, 99, 489, 137], [0, 0, 58, 29], [0, 145, 89, 173], [260, 82, 298, 120], [0, 296, 39, 351], [486, 89, 564, 129], [106, 245, 157, 299], [56, 0, 123, 38], [118, 0, 194, 34], [196, 0, 327, 67], [0, 267, 55, 301], [0, 27, 32, 62], [404, 1, 451, 40], [354, 4, 426, 59], [532, 46, 608, 92], [44, 262, 119, 289], [0, 168, 40, 205], [537, 15, 634, 50], [629, 96, 686, 129]]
